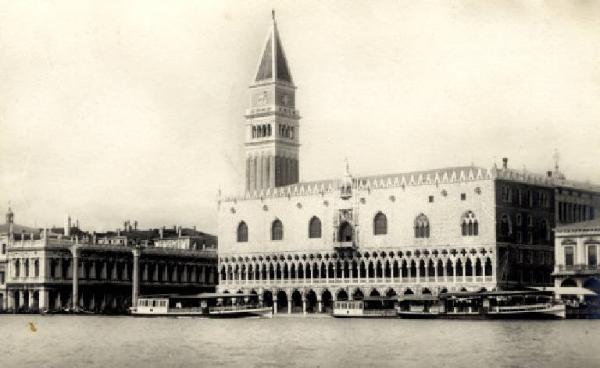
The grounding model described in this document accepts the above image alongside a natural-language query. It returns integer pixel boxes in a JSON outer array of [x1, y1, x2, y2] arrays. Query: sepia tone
[[1, 1, 600, 367]]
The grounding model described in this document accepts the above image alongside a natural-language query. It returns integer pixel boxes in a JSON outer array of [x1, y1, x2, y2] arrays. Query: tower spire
[[254, 12, 292, 83], [244, 13, 300, 192]]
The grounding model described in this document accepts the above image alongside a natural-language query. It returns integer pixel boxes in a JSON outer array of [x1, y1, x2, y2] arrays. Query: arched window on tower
[[252, 126, 257, 138], [267, 124, 272, 137], [461, 211, 479, 236], [308, 216, 322, 239], [237, 221, 248, 243], [373, 212, 388, 235], [271, 219, 283, 241], [414, 214, 430, 238]]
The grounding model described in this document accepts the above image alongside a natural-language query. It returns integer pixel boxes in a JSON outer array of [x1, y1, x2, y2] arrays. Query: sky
[[1, 0, 599, 233]]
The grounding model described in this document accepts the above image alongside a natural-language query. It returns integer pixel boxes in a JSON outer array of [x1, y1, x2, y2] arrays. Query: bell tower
[[244, 12, 300, 192]]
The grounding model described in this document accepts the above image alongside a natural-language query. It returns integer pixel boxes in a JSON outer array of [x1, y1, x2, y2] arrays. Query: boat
[[396, 294, 442, 318], [131, 293, 273, 318], [332, 296, 398, 318], [397, 290, 566, 319]]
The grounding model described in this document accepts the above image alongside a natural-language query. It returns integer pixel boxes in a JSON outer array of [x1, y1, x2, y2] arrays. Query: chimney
[[159, 227, 164, 239], [64, 214, 72, 237], [134, 220, 138, 230], [177, 226, 182, 238], [502, 157, 508, 169], [92, 231, 97, 244], [547, 171, 553, 178]]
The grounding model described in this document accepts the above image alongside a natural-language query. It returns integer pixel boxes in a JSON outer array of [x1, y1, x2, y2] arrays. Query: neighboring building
[[216, 14, 600, 314], [1, 209, 218, 313], [553, 218, 600, 298]]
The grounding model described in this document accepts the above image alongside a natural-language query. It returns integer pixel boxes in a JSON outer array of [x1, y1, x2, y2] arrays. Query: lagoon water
[[1, 315, 599, 368]]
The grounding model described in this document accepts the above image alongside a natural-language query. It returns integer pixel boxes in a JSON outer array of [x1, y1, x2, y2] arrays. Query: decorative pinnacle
[[272, 9, 275, 21], [553, 149, 560, 172]]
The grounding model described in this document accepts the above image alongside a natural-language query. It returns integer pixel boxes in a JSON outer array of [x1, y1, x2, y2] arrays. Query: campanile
[[244, 12, 300, 192]]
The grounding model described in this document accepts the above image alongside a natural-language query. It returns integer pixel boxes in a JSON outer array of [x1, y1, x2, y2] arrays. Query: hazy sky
[[1, 1, 599, 233]]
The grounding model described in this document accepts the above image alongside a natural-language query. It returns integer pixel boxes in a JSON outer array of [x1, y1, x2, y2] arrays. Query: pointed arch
[[414, 213, 430, 238], [237, 221, 248, 242], [461, 211, 479, 236], [373, 212, 388, 235], [271, 219, 283, 240], [308, 216, 322, 238]]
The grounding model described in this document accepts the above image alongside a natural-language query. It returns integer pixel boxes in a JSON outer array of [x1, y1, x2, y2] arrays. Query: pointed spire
[[255, 12, 292, 83]]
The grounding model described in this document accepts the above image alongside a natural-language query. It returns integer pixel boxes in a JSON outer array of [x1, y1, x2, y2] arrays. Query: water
[[1, 315, 599, 368]]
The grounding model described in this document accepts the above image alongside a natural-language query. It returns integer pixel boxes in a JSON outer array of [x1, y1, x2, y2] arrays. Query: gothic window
[[516, 214, 522, 226], [271, 219, 283, 241], [373, 212, 388, 235], [500, 214, 511, 238], [339, 222, 353, 242], [414, 214, 430, 238], [236, 221, 248, 243], [308, 216, 322, 239], [267, 124, 272, 137], [461, 211, 479, 236], [34, 260, 39, 277]]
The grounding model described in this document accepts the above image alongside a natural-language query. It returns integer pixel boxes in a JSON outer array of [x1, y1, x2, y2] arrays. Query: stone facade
[[0, 211, 218, 313], [553, 219, 600, 299], [215, 15, 600, 314]]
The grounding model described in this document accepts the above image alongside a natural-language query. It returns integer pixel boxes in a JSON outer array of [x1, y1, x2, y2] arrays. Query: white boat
[[397, 290, 566, 319], [131, 293, 272, 318], [332, 296, 397, 318]]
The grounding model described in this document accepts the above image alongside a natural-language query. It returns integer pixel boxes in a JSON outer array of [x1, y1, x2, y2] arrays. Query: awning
[[533, 286, 597, 296]]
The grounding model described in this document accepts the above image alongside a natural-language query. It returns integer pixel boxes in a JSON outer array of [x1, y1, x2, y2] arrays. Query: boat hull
[[131, 307, 273, 318], [209, 307, 273, 318]]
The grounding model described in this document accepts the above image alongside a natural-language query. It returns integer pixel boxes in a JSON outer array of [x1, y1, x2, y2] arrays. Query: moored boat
[[131, 293, 272, 318], [332, 296, 397, 318], [397, 290, 566, 319]]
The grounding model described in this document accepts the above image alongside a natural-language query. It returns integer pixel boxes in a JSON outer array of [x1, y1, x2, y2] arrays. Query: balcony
[[334, 241, 356, 250], [554, 264, 600, 276]]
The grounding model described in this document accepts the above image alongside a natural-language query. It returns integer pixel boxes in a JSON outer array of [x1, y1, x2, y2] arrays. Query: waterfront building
[[0, 209, 218, 313], [553, 218, 600, 299], [216, 14, 600, 314]]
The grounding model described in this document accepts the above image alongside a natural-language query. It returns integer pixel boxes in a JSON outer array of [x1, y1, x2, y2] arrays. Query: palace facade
[[0, 210, 217, 313], [216, 15, 600, 314]]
